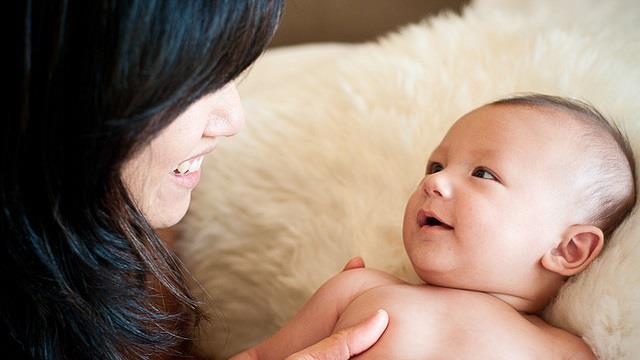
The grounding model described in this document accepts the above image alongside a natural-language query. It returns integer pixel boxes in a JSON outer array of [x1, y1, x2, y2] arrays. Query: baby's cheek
[[403, 191, 421, 221], [458, 199, 498, 235]]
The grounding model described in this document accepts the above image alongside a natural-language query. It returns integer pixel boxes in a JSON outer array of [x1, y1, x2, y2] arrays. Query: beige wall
[[270, 0, 469, 47]]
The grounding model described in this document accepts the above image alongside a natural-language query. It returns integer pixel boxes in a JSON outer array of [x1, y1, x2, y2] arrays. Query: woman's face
[[121, 83, 244, 229]]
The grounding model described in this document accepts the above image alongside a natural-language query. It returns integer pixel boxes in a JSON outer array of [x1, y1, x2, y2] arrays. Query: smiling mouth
[[173, 156, 204, 176]]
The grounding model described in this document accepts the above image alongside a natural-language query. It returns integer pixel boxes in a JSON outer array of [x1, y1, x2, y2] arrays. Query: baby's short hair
[[490, 93, 637, 239]]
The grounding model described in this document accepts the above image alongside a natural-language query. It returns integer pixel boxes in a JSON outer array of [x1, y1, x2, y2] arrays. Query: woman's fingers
[[342, 257, 365, 271], [285, 309, 389, 360]]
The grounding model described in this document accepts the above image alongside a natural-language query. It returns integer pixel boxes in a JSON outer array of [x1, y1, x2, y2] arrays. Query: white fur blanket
[[176, 0, 640, 358]]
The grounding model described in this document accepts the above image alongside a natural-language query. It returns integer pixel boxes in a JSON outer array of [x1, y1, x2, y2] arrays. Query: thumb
[[342, 257, 365, 271], [285, 309, 389, 360]]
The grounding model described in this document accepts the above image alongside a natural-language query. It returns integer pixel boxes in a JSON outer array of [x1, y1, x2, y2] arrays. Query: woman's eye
[[427, 162, 444, 174], [472, 167, 497, 181]]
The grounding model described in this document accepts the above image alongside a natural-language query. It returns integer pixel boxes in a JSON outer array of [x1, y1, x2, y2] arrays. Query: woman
[[4, 1, 387, 359]]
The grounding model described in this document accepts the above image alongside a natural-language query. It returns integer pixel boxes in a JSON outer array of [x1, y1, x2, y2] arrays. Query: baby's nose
[[422, 173, 452, 199]]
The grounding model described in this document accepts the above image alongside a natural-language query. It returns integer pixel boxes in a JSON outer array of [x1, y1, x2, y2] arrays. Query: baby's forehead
[[466, 103, 583, 129], [433, 105, 598, 185], [443, 104, 586, 151], [446, 96, 636, 236]]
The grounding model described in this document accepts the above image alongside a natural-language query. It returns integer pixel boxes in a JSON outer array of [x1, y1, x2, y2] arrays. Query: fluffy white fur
[[176, 0, 640, 358]]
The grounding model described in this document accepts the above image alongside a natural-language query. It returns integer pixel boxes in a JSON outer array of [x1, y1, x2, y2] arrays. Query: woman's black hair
[[4, 1, 283, 358]]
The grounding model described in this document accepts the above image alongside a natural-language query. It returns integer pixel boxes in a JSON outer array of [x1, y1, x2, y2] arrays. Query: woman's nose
[[422, 172, 452, 199], [204, 82, 245, 137]]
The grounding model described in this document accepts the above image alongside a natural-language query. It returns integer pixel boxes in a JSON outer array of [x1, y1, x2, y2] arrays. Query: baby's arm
[[231, 268, 400, 360]]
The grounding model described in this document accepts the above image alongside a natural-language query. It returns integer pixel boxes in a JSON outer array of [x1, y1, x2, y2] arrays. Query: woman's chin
[[147, 193, 191, 230]]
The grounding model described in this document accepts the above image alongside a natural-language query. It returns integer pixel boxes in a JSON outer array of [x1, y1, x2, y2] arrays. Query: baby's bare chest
[[333, 284, 554, 359]]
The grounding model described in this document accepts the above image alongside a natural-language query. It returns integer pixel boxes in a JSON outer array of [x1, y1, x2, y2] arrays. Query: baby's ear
[[541, 225, 604, 277]]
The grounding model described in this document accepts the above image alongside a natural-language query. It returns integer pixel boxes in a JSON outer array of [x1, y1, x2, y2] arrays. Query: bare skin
[[333, 270, 593, 359], [233, 104, 611, 359], [143, 80, 391, 359], [237, 268, 593, 360], [231, 260, 390, 360]]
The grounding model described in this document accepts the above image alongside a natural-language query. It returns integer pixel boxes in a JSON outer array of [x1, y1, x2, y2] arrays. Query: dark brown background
[[270, 0, 470, 47]]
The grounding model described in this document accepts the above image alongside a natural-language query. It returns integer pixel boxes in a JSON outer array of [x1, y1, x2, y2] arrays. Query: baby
[[232, 94, 637, 359]]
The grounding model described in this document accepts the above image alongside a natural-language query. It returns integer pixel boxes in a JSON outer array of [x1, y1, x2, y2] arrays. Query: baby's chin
[[412, 267, 484, 291], [408, 257, 461, 283]]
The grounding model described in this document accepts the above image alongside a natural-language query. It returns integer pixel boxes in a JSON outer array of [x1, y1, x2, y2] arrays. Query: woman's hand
[[283, 257, 387, 360], [284, 309, 389, 360], [232, 256, 386, 360]]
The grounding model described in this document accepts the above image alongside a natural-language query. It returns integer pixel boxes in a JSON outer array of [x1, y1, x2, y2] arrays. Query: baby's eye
[[426, 162, 444, 174], [472, 167, 498, 181]]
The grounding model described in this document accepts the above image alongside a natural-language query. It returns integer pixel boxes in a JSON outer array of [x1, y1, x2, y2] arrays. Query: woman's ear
[[541, 225, 604, 277]]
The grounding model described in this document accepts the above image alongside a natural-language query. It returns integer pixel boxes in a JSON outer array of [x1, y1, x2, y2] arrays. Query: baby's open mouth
[[418, 211, 454, 230]]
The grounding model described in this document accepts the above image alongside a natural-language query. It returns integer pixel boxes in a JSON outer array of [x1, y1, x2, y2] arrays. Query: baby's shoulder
[[336, 286, 595, 359], [525, 315, 596, 359], [326, 267, 404, 289], [318, 268, 404, 307], [451, 296, 596, 359]]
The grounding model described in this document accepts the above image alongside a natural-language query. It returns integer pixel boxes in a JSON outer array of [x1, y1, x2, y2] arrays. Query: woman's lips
[[170, 168, 201, 189], [174, 156, 204, 175], [172, 141, 218, 173], [171, 155, 206, 189], [169, 141, 218, 190]]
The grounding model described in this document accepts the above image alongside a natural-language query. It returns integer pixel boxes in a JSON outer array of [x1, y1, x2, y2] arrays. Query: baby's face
[[403, 104, 585, 295]]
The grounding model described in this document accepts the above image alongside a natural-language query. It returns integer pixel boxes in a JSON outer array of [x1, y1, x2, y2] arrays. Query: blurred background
[[270, 0, 470, 47]]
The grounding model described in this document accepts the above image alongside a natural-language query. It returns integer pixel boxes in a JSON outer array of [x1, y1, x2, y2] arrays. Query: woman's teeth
[[173, 156, 204, 176]]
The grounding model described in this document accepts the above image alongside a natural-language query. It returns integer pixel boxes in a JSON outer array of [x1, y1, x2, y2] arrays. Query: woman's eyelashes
[[426, 162, 500, 182]]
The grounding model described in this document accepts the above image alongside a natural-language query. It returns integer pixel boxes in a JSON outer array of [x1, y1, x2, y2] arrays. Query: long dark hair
[[4, 1, 283, 358]]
